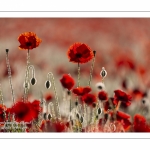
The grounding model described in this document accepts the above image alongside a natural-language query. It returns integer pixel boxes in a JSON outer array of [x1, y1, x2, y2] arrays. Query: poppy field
[[0, 18, 150, 132]]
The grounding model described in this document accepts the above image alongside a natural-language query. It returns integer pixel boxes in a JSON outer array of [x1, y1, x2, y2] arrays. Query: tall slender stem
[[28, 65, 35, 78], [23, 49, 30, 102], [77, 62, 80, 87], [67, 90, 72, 113], [0, 82, 6, 122], [88, 51, 96, 86], [27, 49, 30, 66], [49, 102, 56, 120], [48, 72, 61, 120], [116, 101, 121, 111], [113, 101, 122, 120], [0, 83, 4, 106], [70, 94, 72, 113], [5, 49, 15, 105], [75, 62, 81, 108]]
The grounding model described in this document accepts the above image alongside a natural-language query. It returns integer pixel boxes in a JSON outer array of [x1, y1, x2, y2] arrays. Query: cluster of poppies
[[0, 31, 150, 132]]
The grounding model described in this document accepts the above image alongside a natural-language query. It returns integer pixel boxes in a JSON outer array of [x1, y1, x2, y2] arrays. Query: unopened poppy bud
[[45, 80, 51, 89], [92, 103, 97, 108], [43, 113, 47, 120], [93, 50, 96, 56], [48, 114, 52, 120], [75, 101, 78, 106], [104, 114, 108, 120], [6, 49, 9, 53], [71, 120, 74, 125], [67, 90, 71, 95], [142, 99, 145, 104], [80, 116, 83, 123], [31, 77, 37, 85], [76, 113, 80, 119], [97, 108, 102, 115], [96, 115, 99, 119], [100, 67, 107, 78]]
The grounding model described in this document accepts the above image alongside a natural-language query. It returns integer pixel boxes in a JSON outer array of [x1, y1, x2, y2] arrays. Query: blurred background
[[0, 18, 150, 118]]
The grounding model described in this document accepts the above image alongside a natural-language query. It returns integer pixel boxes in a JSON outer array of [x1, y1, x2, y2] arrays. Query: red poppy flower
[[117, 111, 131, 120], [103, 97, 116, 112], [120, 119, 131, 131], [54, 121, 67, 132], [103, 101, 110, 112], [130, 88, 146, 101], [0, 104, 7, 122], [60, 74, 75, 90], [31, 100, 42, 116], [81, 93, 97, 106], [11, 101, 40, 122], [134, 114, 146, 124], [110, 111, 131, 130], [45, 93, 53, 102], [73, 86, 91, 96], [98, 91, 108, 101], [18, 32, 42, 50], [67, 42, 94, 64], [115, 56, 135, 70], [114, 90, 132, 106], [116, 111, 131, 130], [133, 114, 150, 132], [40, 120, 67, 132], [11, 101, 31, 122]]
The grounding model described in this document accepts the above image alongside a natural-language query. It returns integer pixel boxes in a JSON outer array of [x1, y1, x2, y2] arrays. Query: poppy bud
[[31, 77, 37, 85], [6, 49, 9, 53], [97, 108, 102, 115], [48, 114, 52, 120], [43, 113, 47, 120], [45, 80, 51, 89], [80, 116, 83, 123], [75, 101, 78, 106], [100, 67, 107, 78]]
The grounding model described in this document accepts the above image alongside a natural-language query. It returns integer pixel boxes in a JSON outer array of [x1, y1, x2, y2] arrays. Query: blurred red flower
[[115, 55, 135, 70], [103, 97, 116, 112], [117, 111, 130, 119], [103, 101, 110, 112], [67, 42, 94, 64], [116, 111, 131, 130], [60, 74, 75, 90], [110, 111, 131, 131], [114, 90, 132, 106], [133, 114, 150, 132], [56, 66, 67, 75], [121, 79, 127, 90], [73, 86, 91, 96], [11, 101, 41, 122], [130, 88, 146, 101], [0, 104, 7, 122], [134, 114, 146, 124], [81, 93, 97, 106], [44, 93, 53, 102], [18, 32, 42, 50], [40, 120, 67, 132], [31, 100, 42, 115], [3, 67, 15, 78], [98, 91, 108, 101], [54, 121, 67, 132]]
